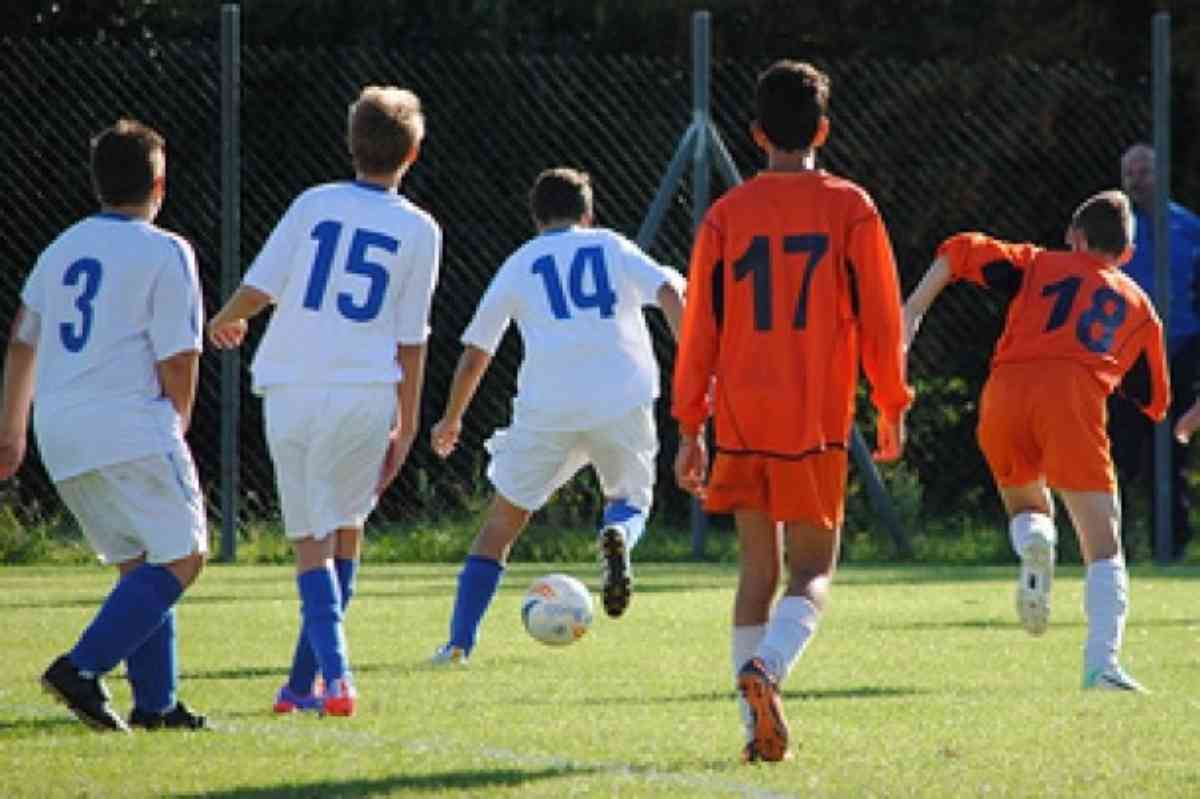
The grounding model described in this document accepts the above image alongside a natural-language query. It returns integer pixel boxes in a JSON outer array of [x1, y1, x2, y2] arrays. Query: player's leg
[[1056, 488, 1144, 691], [45, 452, 207, 733], [433, 424, 579, 663], [282, 526, 361, 709], [586, 404, 657, 618], [997, 481, 1057, 636]]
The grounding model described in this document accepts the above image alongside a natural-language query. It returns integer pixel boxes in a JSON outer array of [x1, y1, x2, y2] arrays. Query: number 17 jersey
[[673, 171, 913, 457]]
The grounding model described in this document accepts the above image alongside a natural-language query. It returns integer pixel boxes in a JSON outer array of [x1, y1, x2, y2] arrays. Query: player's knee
[[166, 550, 206, 590]]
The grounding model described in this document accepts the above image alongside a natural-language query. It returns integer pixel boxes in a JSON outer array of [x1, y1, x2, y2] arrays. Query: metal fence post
[[1152, 11, 1172, 564], [219, 3, 241, 562], [689, 11, 712, 559]]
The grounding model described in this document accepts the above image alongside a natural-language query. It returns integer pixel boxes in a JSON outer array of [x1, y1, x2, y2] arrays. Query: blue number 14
[[531, 246, 616, 319]]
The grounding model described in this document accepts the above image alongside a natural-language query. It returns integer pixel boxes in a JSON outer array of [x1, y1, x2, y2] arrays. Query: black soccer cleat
[[599, 525, 632, 618], [128, 700, 208, 731], [41, 655, 130, 733]]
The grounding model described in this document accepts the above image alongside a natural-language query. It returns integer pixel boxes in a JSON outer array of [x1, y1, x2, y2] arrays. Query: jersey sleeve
[[19, 255, 46, 316], [938, 232, 1042, 289], [671, 213, 722, 435], [149, 236, 205, 360], [1119, 313, 1171, 422], [461, 264, 516, 355], [848, 210, 914, 421], [393, 219, 442, 345], [614, 234, 682, 306], [242, 195, 304, 299]]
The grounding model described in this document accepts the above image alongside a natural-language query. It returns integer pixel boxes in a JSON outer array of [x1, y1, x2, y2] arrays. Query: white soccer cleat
[[1083, 665, 1147, 693], [1016, 534, 1054, 636], [429, 644, 468, 667]]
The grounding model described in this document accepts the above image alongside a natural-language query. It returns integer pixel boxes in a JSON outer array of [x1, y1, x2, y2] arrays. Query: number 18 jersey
[[673, 171, 913, 457], [244, 181, 441, 393], [939, 232, 1169, 419]]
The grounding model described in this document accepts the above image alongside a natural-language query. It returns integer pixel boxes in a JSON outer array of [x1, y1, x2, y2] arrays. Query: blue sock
[[287, 558, 357, 695], [603, 498, 647, 550], [70, 564, 182, 676], [448, 555, 504, 654], [298, 567, 348, 685], [126, 608, 177, 714]]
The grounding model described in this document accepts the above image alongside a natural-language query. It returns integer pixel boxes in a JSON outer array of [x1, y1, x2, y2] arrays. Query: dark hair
[[755, 60, 830, 151], [529, 168, 593, 226], [1071, 189, 1132, 256], [348, 85, 424, 175], [90, 119, 165, 205]]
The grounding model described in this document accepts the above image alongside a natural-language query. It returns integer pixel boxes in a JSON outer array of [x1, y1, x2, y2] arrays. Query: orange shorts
[[977, 361, 1115, 493], [703, 449, 848, 529]]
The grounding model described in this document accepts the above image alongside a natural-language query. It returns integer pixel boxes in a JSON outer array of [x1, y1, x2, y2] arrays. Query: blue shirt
[[1123, 202, 1200, 354]]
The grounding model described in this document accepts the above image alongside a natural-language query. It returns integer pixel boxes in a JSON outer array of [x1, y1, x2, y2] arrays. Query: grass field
[[2, 561, 1198, 798]]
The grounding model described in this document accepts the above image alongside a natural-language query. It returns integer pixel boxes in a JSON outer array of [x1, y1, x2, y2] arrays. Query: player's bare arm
[[903, 255, 951, 351], [157, 350, 200, 433], [430, 345, 492, 459], [0, 307, 38, 480], [207, 285, 273, 349], [656, 280, 685, 339], [1176, 397, 1200, 443], [378, 342, 428, 494]]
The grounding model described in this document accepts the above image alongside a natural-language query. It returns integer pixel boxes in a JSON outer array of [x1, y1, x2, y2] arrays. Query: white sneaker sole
[[1016, 536, 1053, 636]]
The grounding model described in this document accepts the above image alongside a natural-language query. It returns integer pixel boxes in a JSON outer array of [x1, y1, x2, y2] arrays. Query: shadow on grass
[[577, 685, 923, 706], [179, 661, 407, 682], [167, 766, 598, 798], [874, 616, 1200, 631], [0, 716, 88, 734]]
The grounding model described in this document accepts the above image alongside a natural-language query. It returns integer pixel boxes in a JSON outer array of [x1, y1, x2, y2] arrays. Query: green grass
[[2, 561, 1199, 798]]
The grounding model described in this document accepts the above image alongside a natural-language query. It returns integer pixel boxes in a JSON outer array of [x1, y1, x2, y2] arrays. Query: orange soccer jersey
[[672, 171, 913, 515], [939, 232, 1171, 490]]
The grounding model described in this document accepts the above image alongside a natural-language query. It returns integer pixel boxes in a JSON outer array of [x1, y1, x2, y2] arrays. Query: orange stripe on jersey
[[673, 170, 913, 457], [938, 232, 1170, 422]]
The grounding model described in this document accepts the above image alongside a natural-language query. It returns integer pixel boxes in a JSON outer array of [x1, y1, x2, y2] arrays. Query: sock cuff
[[465, 554, 504, 575], [774, 595, 820, 628], [139, 564, 184, 607], [603, 499, 644, 525]]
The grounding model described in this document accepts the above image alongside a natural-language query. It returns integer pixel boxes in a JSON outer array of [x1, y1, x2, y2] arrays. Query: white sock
[[732, 624, 766, 743], [755, 596, 820, 684], [1084, 556, 1128, 674], [1009, 511, 1056, 557]]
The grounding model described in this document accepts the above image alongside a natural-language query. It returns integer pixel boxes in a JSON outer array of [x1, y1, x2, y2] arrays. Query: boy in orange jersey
[[673, 60, 913, 763], [905, 189, 1169, 693]]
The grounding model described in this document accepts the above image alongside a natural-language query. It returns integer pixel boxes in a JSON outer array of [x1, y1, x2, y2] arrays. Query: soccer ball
[[520, 573, 594, 646]]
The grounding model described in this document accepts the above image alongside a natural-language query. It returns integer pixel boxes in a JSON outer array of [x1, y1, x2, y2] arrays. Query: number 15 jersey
[[939, 232, 1169, 420], [673, 171, 913, 456]]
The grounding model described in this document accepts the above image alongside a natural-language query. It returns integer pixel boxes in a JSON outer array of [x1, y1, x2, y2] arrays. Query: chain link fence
[[0, 38, 1151, 545]]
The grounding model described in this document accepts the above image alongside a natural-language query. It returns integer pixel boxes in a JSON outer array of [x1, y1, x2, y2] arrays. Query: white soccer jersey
[[463, 226, 683, 430], [244, 181, 441, 393], [20, 213, 204, 481]]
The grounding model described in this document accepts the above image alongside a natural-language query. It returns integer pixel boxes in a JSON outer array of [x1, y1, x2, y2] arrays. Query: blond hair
[[347, 86, 424, 175]]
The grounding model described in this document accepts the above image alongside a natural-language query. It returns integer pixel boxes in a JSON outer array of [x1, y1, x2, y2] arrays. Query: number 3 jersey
[[462, 226, 684, 431], [244, 181, 442, 393], [19, 213, 204, 481], [939, 232, 1170, 420], [673, 171, 913, 456]]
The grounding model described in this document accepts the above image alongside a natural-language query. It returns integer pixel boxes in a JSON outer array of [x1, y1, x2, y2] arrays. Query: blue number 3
[[531, 246, 616, 319], [60, 257, 103, 352], [302, 220, 395, 322]]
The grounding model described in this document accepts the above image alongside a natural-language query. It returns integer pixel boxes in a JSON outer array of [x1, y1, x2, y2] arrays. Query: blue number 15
[[531, 246, 616, 319], [302, 220, 395, 322]]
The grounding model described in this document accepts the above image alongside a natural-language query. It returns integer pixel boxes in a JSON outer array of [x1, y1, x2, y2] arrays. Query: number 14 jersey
[[939, 232, 1169, 420], [673, 171, 912, 457]]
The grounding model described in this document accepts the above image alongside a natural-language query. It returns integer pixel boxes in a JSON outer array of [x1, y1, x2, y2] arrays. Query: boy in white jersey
[[0, 119, 208, 733], [207, 86, 440, 715], [429, 167, 684, 664]]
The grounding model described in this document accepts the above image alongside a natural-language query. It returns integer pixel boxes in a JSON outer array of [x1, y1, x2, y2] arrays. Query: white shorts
[[56, 440, 208, 566], [486, 403, 657, 512], [264, 384, 395, 540]]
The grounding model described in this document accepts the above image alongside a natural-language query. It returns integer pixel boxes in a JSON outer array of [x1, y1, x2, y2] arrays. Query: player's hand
[[674, 432, 708, 498], [1175, 401, 1200, 444], [207, 318, 247, 349], [376, 427, 415, 495], [0, 429, 26, 480], [873, 412, 906, 463], [431, 417, 462, 459]]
